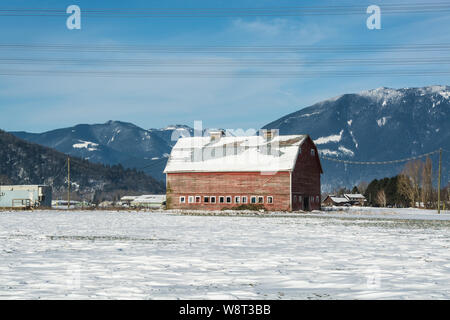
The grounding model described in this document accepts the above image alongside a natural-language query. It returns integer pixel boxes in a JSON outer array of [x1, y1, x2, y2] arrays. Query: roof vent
[[209, 129, 225, 141], [261, 129, 278, 141]]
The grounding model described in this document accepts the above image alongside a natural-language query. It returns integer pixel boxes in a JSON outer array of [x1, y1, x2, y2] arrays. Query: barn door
[[303, 196, 310, 211]]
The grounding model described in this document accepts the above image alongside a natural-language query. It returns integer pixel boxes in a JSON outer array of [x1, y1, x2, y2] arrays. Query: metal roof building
[[0, 185, 52, 208]]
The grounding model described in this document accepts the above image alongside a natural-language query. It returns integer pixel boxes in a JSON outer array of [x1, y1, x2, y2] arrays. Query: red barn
[[164, 130, 322, 211]]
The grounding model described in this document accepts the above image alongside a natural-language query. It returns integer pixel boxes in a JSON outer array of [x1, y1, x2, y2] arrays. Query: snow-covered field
[[1, 208, 450, 299]]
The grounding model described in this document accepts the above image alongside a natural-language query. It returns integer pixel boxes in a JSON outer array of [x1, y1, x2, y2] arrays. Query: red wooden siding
[[167, 171, 291, 211], [291, 137, 322, 211]]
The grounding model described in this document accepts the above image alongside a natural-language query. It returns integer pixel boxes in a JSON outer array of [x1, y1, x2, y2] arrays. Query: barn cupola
[[209, 129, 225, 141], [261, 129, 278, 141]]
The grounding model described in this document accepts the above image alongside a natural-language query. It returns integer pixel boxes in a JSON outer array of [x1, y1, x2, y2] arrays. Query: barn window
[[188, 196, 194, 203], [242, 196, 248, 204], [251, 196, 257, 204], [219, 196, 225, 203], [226, 196, 232, 203], [180, 196, 186, 203], [316, 196, 320, 203], [210, 196, 216, 203], [258, 196, 264, 204], [311, 149, 315, 156], [235, 196, 240, 204], [293, 195, 297, 203], [195, 196, 201, 203], [204, 196, 209, 203], [267, 196, 273, 204]]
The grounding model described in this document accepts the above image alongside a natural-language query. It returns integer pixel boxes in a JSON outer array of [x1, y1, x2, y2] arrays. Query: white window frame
[[235, 196, 240, 204], [188, 196, 194, 203], [195, 196, 201, 203], [267, 196, 273, 204], [219, 196, 225, 203], [226, 196, 232, 203], [180, 196, 186, 204], [210, 196, 216, 204], [242, 196, 248, 204], [258, 196, 264, 204], [204, 196, 210, 203], [250, 196, 257, 204]]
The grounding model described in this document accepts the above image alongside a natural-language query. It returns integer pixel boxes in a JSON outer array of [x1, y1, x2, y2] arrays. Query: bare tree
[[357, 181, 369, 195], [397, 174, 415, 207], [376, 189, 387, 207], [401, 159, 423, 207]]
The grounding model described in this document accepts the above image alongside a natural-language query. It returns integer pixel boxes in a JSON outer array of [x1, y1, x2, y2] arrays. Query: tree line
[[326, 157, 449, 209], [364, 157, 447, 208]]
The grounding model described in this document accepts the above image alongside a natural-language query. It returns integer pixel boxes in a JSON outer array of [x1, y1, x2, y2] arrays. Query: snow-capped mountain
[[10, 85, 449, 191], [12, 121, 193, 182], [264, 85, 450, 191], [0, 130, 165, 201]]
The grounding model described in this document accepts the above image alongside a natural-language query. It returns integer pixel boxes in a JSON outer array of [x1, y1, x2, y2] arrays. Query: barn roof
[[164, 134, 309, 173]]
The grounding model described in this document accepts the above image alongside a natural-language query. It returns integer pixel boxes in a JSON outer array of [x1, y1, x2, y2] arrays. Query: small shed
[[120, 196, 139, 206], [322, 195, 350, 206]]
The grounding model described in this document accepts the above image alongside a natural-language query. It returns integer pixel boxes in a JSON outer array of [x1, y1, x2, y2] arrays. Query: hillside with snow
[[264, 85, 450, 190], [0, 130, 165, 201], [10, 86, 450, 191], [12, 121, 193, 182]]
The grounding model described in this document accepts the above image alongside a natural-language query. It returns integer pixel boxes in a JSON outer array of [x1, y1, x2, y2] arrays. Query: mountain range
[[264, 85, 450, 190], [0, 130, 165, 202], [9, 85, 450, 192], [12, 122, 193, 182]]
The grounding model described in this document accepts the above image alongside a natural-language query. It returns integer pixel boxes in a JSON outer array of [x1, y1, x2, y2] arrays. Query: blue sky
[[0, 0, 449, 132]]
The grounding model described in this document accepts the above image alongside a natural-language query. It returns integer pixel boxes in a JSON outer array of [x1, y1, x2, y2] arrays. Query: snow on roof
[[120, 196, 139, 201], [164, 134, 308, 173], [328, 196, 349, 203], [132, 195, 166, 203], [344, 194, 366, 199]]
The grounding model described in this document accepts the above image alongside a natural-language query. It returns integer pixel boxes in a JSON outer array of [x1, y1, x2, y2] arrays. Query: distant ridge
[[12, 121, 194, 182], [264, 85, 450, 191], [0, 129, 165, 202]]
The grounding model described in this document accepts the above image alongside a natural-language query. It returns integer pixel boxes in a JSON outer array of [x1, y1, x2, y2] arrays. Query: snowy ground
[[1, 208, 450, 299]]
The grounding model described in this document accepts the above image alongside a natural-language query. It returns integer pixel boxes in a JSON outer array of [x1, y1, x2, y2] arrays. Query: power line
[[139, 157, 169, 170], [1, 43, 450, 53], [319, 149, 442, 165], [0, 3, 449, 17], [1, 57, 450, 67], [0, 69, 449, 78]]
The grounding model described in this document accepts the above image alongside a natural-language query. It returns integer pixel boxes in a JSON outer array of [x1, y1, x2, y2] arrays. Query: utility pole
[[437, 148, 442, 214], [67, 157, 70, 210]]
